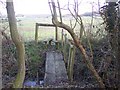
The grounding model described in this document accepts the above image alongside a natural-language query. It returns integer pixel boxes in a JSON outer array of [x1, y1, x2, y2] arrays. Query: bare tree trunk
[[0, 29, 2, 90], [50, 1, 105, 88], [116, 7, 120, 87], [6, 0, 25, 88]]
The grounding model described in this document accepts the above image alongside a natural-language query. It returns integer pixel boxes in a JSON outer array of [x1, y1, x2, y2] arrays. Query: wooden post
[[61, 29, 64, 48], [54, 40, 59, 50], [35, 23, 38, 44], [67, 45, 71, 75], [55, 26, 58, 49], [55, 26, 58, 41], [67, 44, 75, 82], [63, 34, 67, 63]]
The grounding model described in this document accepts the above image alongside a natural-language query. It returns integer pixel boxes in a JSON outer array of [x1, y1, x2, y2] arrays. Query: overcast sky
[[0, 0, 106, 15]]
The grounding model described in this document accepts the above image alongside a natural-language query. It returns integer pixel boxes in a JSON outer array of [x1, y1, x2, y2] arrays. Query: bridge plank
[[44, 51, 68, 86]]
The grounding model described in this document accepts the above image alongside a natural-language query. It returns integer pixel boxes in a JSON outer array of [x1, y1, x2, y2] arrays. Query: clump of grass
[[25, 41, 46, 79]]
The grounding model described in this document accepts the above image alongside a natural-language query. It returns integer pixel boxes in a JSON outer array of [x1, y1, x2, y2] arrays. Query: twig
[[48, 0, 54, 17], [57, 0, 62, 23]]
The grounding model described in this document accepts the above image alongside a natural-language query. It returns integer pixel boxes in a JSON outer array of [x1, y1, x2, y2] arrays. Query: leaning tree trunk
[[53, 21, 105, 88], [6, 0, 25, 88], [50, 1, 105, 88], [117, 9, 120, 88]]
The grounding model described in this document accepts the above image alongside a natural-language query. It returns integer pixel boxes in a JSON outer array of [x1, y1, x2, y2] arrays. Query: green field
[[2, 15, 105, 42]]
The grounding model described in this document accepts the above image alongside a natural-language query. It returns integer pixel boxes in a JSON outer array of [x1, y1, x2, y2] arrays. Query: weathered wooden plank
[[44, 52, 56, 85], [44, 51, 68, 86], [55, 52, 68, 83], [36, 23, 55, 27]]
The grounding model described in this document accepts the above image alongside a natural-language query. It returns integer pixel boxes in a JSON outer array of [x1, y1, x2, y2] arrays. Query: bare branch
[[51, 0, 58, 23], [67, 1, 78, 30], [49, 0, 105, 87], [48, 0, 54, 17], [57, 0, 62, 23]]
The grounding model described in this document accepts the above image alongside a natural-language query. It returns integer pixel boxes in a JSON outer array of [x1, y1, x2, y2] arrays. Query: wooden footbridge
[[44, 51, 68, 86], [35, 23, 76, 86]]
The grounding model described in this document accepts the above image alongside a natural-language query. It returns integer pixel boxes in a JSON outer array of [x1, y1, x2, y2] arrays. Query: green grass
[[2, 16, 105, 41], [25, 41, 47, 77]]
